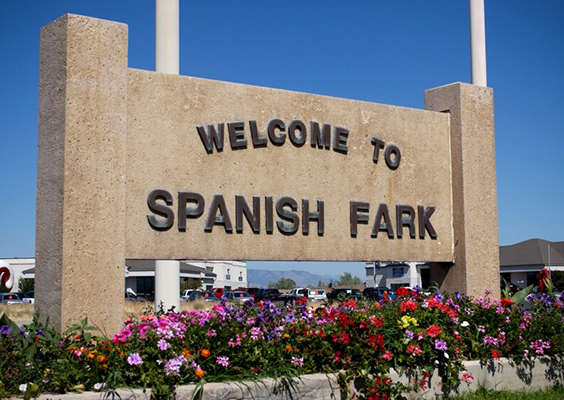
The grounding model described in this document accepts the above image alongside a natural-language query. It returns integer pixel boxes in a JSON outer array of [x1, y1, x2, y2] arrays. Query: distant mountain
[[248, 268, 339, 288]]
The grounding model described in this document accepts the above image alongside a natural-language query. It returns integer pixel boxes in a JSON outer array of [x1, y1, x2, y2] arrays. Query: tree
[[317, 279, 326, 288], [268, 277, 297, 290], [18, 277, 35, 293], [180, 278, 202, 293], [337, 272, 362, 286]]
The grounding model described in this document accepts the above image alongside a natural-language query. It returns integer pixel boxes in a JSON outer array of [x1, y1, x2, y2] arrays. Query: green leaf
[[510, 284, 534, 306], [0, 313, 20, 336]]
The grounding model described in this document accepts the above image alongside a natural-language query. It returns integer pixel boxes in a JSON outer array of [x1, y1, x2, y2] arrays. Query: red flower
[[500, 297, 515, 307], [537, 268, 550, 292], [400, 300, 418, 312], [491, 349, 501, 359], [426, 325, 442, 338]]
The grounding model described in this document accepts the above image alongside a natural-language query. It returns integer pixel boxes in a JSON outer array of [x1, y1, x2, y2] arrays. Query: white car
[[289, 288, 308, 298], [308, 289, 327, 302]]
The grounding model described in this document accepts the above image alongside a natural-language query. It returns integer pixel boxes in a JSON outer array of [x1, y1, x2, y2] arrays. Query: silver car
[[0, 292, 24, 305], [224, 291, 253, 303]]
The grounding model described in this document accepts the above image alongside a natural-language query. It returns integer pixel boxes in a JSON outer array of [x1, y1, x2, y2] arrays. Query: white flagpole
[[154, 0, 180, 313], [469, 0, 487, 87]]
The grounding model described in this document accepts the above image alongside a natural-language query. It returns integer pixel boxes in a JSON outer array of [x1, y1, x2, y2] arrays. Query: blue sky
[[1, 1, 563, 277]]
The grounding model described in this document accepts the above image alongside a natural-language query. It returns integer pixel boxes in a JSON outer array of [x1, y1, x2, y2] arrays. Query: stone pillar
[[36, 14, 128, 333], [425, 83, 500, 298]]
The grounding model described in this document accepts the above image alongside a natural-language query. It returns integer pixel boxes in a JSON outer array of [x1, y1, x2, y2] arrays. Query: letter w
[[197, 123, 225, 153]]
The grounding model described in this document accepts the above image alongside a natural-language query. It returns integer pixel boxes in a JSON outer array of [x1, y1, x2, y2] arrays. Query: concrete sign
[[126, 70, 454, 262], [36, 14, 499, 333]]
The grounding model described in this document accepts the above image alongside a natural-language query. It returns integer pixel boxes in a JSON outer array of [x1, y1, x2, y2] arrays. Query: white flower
[[444, 352, 449, 359], [461, 321, 470, 328], [94, 383, 105, 391], [19, 384, 28, 392], [434, 360, 440, 365]]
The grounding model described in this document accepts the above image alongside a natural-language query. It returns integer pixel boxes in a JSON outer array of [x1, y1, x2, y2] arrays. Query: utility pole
[[469, 0, 487, 87], [154, 0, 180, 313]]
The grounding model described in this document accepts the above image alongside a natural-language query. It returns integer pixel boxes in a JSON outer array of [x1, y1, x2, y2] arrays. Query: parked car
[[188, 290, 220, 302], [21, 291, 35, 304], [246, 287, 260, 298], [224, 291, 253, 303], [213, 288, 225, 299], [288, 288, 309, 298], [181, 289, 199, 300], [254, 288, 297, 304], [363, 287, 395, 300], [125, 288, 148, 301], [307, 289, 327, 302], [0, 292, 24, 305], [327, 288, 363, 301]]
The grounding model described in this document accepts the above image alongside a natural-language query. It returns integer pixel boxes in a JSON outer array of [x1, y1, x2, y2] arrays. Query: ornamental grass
[[1, 283, 563, 400]]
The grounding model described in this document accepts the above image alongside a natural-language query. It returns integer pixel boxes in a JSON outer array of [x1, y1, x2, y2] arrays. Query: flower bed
[[1, 282, 564, 400]]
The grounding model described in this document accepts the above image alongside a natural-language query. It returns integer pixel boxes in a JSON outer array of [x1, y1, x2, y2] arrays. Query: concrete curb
[[23, 357, 564, 399]]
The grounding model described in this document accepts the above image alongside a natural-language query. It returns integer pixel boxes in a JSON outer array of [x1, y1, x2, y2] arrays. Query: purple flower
[[435, 339, 448, 351], [165, 355, 186, 375], [127, 352, 143, 366], [207, 329, 217, 337], [434, 290, 444, 302], [0, 325, 10, 335], [157, 339, 170, 351], [216, 356, 230, 367], [405, 329, 414, 339]]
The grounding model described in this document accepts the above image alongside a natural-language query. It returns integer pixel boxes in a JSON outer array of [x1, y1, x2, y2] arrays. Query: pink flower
[[291, 356, 304, 366], [383, 351, 393, 360], [461, 370, 474, 384]]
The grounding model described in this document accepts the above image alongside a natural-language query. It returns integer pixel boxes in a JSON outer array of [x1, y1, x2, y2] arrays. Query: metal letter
[[288, 120, 306, 147], [267, 118, 286, 146], [147, 189, 174, 231], [396, 205, 416, 239], [196, 123, 224, 153], [371, 137, 385, 163], [371, 203, 394, 238], [350, 201, 369, 237], [228, 121, 248, 150], [302, 199, 324, 236], [249, 120, 268, 148], [310, 121, 331, 149], [265, 196, 274, 234], [276, 197, 299, 235], [418, 205, 438, 239], [204, 195, 233, 233], [384, 144, 401, 170], [235, 195, 260, 234], [178, 192, 205, 231], [333, 126, 349, 154]]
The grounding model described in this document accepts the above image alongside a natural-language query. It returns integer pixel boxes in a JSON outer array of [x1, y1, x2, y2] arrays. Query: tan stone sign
[[126, 70, 454, 262], [36, 14, 499, 334]]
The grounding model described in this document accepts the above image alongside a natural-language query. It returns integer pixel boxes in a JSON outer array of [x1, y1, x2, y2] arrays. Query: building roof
[[500, 239, 564, 267]]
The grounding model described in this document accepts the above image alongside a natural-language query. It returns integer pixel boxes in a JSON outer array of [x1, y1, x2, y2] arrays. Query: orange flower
[[195, 369, 205, 379], [101, 364, 108, 369], [285, 345, 292, 352], [87, 353, 95, 360], [201, 349, 210, 358], [182, 349, 191, 358], [283, 333, 290, 339], [97, 355, 108, 363]]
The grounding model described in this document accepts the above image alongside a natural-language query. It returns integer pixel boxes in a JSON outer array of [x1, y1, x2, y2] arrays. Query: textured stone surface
[[28, 358, 564, 399], [36, 14, 128, 333], [425, 83, 500, 297], [125, 70, 454, 262]]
